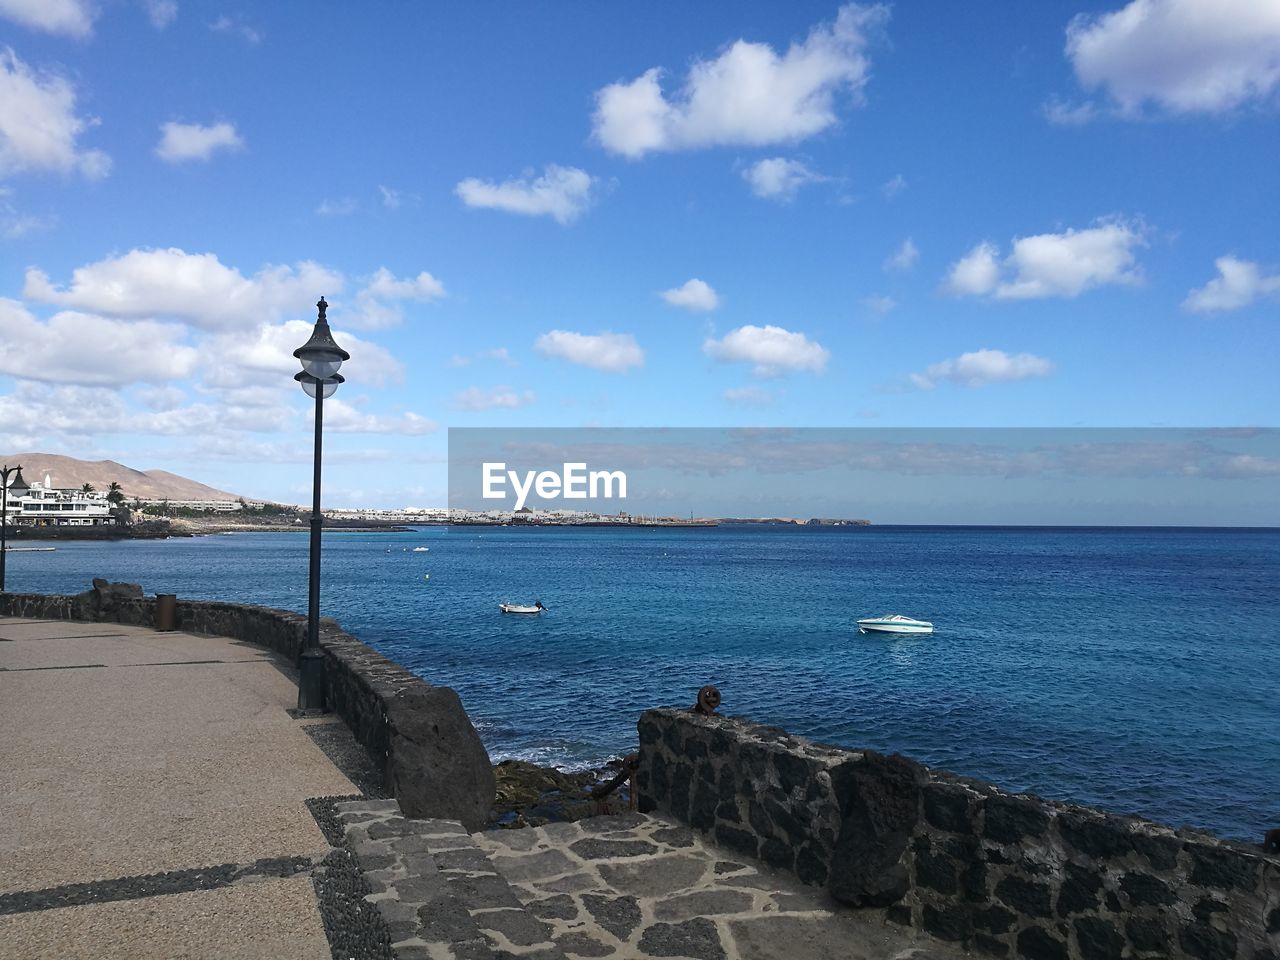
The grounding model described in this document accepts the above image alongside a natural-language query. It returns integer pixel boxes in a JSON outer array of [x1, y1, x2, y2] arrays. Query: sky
[[447, 428, 1280, 525], [0, 1, 1278, 508]]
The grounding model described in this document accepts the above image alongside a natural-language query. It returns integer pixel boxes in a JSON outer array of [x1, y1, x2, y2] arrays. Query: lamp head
[[293, 297, 350, 379], [4, 465, 28, 493], [295, 371, 344, 399]]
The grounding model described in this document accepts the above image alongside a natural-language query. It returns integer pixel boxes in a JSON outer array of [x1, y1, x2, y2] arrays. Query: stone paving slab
[[0, 874, 331, 960], [337, 802, 968, 960], [472, 813, 966, 960], [336, 800, 567, 960]]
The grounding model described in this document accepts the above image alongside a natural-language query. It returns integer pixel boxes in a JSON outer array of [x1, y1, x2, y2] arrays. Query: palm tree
[[81, 482, 95, 494], [106, 481, 124, 506]]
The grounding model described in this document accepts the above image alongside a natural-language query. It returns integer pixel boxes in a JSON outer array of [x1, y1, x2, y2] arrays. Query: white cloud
[[724, 385, 779, 406], [0, 384, 127, 441], [661, 278, 720, 312], [0, 49, 110, 179], [359, 267, 444, 303], [534, 330, 644, 373], [452, 385, 536, 411], [862, 295, 896, 315], [0, 381, 297, 446], [592, 3, 888, 157], [884, 237, 918, 272], [210, 14, 261, 44], [456, 165, 597, 225], [704, 324, 829, 376], [0, 298, 197, 386], [378, 185, 401, 209], [1183, 255, 1280, 312], [0, 0, 95, 38], [133, 400, 292, 436], [945, 221, 1146, 299], [1043, 97, 1097, 126], [1064, 0, 1280, 115], [145, 0, 177, 30], [209, 319, 403, 389], [881, 173, 907, 198], [742, 157, 826, 200], [944, 242, 1001, 296], [24, 248, 343, 330], [20, 248, 445, 350], [138, 385, 187, 411], [316, 197, 357, 216], [348, 267, 444, 330], [156, 121, 243, 162], [910, 349, 1053, 389], [321, 399, 436, 435]]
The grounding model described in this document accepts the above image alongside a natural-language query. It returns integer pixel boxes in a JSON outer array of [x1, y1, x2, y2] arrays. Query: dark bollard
[[694, 685, 721, 715], [155, 594, 177, 631]]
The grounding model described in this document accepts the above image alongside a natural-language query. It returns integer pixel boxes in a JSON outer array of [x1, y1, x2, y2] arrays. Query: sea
[[6, 524, 1277, 842]]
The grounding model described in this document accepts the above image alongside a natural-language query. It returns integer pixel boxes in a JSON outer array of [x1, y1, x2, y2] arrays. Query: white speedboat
[[857, 614, 933, 635], [499, 601, 545, 614], [412, 546, 429, 552]]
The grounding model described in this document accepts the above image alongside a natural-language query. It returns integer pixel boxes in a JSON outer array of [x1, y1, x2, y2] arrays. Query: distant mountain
[[0, 453, 244, 502]]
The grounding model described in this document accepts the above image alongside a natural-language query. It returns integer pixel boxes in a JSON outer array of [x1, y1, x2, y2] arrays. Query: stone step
[[335, 798, 567, 960]]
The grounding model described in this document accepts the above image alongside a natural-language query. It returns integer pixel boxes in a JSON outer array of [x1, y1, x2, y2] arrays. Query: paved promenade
[[0, 615, 966, 960], [0, 615, 355, 959]]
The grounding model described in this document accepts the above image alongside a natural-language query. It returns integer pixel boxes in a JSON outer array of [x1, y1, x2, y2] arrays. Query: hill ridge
[[0, 453, 245, 502]]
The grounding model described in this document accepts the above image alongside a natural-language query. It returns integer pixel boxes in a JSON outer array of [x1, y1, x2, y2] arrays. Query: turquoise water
[[6, 525, 1278, 841]]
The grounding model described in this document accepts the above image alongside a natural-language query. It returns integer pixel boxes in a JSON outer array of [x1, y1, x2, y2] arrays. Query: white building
[[3, 473, 117, 527]]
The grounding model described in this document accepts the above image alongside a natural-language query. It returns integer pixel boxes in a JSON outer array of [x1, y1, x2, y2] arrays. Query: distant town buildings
[[2, 474, 116, 527]]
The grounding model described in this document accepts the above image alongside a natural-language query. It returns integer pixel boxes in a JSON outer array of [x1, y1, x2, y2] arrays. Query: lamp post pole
[[305, 371, 325, 694], [292, 297, 349, 711], [1, 467, 9, 592], [0, 464, 25, 592]]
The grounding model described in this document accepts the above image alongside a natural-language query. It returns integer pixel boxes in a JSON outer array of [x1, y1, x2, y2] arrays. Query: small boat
[[499, 601, 546, 615], [412, 546, 429, 552], [857, 614, 933, 635]]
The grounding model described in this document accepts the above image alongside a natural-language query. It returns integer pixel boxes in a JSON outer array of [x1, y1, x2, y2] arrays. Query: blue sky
[[449, 428, 1280, 525], [1, 1, 1278, 507]]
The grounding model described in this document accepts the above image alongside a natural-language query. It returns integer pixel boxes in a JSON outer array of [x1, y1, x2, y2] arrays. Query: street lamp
[[293, 297, 349, 711], [1, 464, 29, 592]]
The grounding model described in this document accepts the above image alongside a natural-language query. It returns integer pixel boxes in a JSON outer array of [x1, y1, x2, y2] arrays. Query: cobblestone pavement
[[338, 803, 968, 960]]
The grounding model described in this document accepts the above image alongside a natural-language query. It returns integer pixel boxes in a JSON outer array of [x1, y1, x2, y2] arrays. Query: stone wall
[[0, 585, 496, 831], [636, 708, 1280, 959]]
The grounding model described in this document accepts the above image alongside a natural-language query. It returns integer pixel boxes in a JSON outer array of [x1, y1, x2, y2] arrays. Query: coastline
[[2, 519, 415, 540]]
